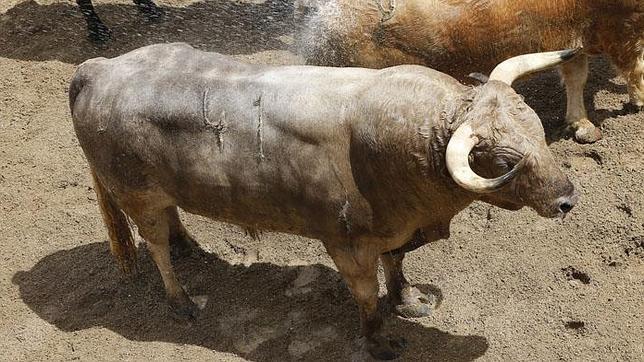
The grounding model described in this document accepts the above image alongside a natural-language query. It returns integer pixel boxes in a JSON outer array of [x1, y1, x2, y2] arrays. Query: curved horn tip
[[560, 47, 584, 61], [489, 47, 585, 85]]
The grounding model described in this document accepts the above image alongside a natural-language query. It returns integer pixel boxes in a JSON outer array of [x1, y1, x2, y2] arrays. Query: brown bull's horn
[[445, 122, 529, 193], [488, 48, 582, 85]]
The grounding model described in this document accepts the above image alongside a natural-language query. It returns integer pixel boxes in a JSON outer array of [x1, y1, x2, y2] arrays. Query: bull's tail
[[91, 170, 137, 273]]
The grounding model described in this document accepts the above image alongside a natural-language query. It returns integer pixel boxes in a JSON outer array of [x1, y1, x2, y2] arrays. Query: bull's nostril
[[559, 201, 574, 213]]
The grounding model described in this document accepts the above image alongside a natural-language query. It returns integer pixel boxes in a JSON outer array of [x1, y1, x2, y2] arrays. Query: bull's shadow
[[512, 56, 636, 144], [0, 0, 299, 64], [12, 241, 488, 361]]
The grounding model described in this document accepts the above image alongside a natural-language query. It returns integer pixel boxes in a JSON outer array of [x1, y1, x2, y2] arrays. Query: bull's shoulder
[[357, 65, 466, 105]]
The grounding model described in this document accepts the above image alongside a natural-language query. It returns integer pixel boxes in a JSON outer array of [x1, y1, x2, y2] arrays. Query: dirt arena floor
[[1, 1, 642, 361]]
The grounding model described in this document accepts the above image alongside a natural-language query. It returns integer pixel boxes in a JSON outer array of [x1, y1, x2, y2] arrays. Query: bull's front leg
[[560, 53, 602, 143], [381, 252, 434, 318], [625, 53, 644, 112], [326, 246, 405, 360], [76, 0, 111, 43]]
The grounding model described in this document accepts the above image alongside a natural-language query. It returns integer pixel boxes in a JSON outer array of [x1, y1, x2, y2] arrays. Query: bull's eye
[[495, 159, 515, 173]]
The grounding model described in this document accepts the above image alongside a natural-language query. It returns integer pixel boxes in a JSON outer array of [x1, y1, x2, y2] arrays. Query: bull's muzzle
[[555, 190, 579, 215]]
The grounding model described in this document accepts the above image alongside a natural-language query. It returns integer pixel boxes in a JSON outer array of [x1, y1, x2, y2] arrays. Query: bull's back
[[311, 0, 586, 76]]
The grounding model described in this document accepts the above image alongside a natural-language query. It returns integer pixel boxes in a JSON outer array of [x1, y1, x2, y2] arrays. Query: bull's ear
[[468, 72, 489, 84]]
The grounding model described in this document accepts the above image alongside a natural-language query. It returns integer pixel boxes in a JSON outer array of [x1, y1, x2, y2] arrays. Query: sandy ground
[[0, 1, 642, 361]]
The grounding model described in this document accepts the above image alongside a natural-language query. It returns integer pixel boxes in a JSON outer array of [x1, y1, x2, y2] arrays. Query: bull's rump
[[70, 43, 382, 240]]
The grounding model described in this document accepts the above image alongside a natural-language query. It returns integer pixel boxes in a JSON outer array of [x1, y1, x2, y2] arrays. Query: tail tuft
[[91, 171, 137, 273]]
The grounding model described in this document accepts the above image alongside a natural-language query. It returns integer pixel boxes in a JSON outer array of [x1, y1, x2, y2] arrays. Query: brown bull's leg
[[623, 54, 644, 112], [381, 252, 433, 318], [327, 246, 404, 360], [132, 0, 163, 19], [134, 208, 198, 321], [76, 0, 111, 43], [166, 207, 202, 259], [560, 53, 602, 143]]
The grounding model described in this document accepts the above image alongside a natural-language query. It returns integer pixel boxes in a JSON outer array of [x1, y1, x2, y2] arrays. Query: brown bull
[[70, 43, 578, 359], [298, 0, 644, 143]]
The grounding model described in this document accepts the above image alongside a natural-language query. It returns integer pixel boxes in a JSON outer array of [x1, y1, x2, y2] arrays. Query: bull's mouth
[[479, 195, 523, 211], [481, 197, 576, 218], [536, 207, 566, 219]]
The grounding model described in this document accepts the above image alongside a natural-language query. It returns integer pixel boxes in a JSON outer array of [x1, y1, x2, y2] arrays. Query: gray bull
[[70, 43, 578, 359]]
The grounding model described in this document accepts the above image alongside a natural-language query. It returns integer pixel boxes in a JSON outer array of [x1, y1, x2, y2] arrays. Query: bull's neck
[[349, 87, 477, 226]]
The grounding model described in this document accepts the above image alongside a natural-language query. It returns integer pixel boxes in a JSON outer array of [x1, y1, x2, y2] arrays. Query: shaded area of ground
[[0, 0, 298, 64], [12, 242, 487, 361]]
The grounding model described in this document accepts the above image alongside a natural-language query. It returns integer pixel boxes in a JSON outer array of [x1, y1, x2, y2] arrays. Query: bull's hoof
[[396, 302, 431, 319], [570, 119, 601, 144], [394, 286, 435, 319], [168, 296, 199, 322], [88, 23, 111, 44], [366, 335, 406, 360], [137, 2, 164, 20], [623, 102, 643, 114]]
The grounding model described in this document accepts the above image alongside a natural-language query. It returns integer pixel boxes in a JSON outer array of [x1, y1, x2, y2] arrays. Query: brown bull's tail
[[91, 170, 137, 273]]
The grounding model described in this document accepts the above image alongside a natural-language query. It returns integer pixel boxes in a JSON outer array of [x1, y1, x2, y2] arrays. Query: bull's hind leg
[[76, 0, 111, 43], [381, 252, 433, 318], [560, 53, 602, 143], [132, 207, 198, 320], [326, 246, 405, 360], [132, 0, 163, 19], [166, 207, 202, 259]]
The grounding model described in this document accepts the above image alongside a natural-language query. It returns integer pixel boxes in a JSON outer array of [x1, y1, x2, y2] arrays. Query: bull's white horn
[[489, 48, 582, 85], [445, 122, 529, 193]]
